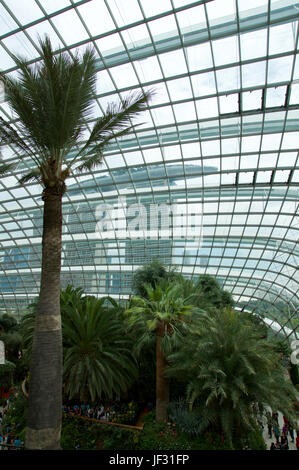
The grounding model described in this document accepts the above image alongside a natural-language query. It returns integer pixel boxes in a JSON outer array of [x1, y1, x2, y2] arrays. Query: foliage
[[98, 425, 139, 451], [0, 331, 22, 361], [166, 308, 297, 447], [60, 414, 138, 450], [240, 311, 268, 338], [110, 401, 140, 425], [1, 389, 27, 440], [132, 260, 182, 298], [136, 411, 231, 450], [0, 36, 152, 185], [0, 314, 19, 334], [4, 399, 264, 451], [21, 286, 137, 403], [126, 282, 200, 357], [0, 360, 16, 388], [233, 423, 267, 450], [61, 415, 98, 450], [179, 275, 234, 311], [167, 400, 265, 450], [167, 400, 203, 436], [289, 363, 299, 386]]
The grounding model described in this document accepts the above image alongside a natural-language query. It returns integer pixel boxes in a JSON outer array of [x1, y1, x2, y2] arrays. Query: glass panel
[[3, 0, 43, 24], [77, 1, 115, 35], [242, 89, 262, 111], [159, 49, 187, 77], [108, 0, 143, 26], [51, 9, 89, 44], [186, 43, 213, 72]]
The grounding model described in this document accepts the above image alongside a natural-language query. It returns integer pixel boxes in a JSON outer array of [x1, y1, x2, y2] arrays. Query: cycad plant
[[63, 295, 137, 402], [166, 309, 297, 447], [21, 288, 137, 403], [125, 281, 200, 422], [0, 36, 151, 449]]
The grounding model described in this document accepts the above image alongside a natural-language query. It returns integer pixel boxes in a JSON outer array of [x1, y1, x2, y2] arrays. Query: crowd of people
[[63, 401, 124, 422], [266, 412, 299, 450]]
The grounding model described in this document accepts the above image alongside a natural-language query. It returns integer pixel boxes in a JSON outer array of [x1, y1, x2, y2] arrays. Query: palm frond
[[19, 168, 42, 185], [0, 161, 17, 175]]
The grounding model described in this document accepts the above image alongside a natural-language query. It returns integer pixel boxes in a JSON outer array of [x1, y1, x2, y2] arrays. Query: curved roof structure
[[0, 0, 298, 340]]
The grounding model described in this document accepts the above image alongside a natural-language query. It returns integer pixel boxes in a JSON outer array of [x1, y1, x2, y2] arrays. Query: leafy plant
[[167, 308, 297, 447]]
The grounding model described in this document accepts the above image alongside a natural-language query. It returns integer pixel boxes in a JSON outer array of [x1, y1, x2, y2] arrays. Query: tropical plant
[[132, 260, 182, 298], [178, 274, 234, 311], [21, 287, 137, 403], [0, 314, 19, 333], [62, 295, 137, 402], [125, 281, 201, 422], [166, 308, 297, 448], [0, 36, 152, 449], [0, 359, 16, 388]]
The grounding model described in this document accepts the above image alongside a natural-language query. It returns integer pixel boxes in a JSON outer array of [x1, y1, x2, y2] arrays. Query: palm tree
[[62, 295, 137, 402], [21, 287, 137, 403], [166, 309, 297, 447], [125, 281, 200, 422], [0, 36, 152, 449]]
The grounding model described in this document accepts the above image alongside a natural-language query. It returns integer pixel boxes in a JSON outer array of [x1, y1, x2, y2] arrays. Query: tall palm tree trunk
[[25, 188, 63, 450], [155, 322, 169, 422]]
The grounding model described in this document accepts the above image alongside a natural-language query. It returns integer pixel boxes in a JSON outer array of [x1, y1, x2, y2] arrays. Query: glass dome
[[0, 0, 298, 340]]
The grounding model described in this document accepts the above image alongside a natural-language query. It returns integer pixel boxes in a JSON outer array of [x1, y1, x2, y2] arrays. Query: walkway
[[262, 411, 297, 450]]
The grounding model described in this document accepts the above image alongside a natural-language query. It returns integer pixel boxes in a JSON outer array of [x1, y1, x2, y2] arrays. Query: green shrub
[[61, 415, 98, 450], [1, 389, 27, 439], [233, 424, 266, 450], [136, 411, 230, 450], [99, 425, 139, 450], [290, 364, 299, 386]]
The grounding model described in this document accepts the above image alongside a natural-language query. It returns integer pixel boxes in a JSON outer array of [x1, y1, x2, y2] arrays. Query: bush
[[233, 424, 266, 450], [0, 360, 16, 388], [136, 410, 231, 450], [61, 415, 98, 450], [61, 415, 138, 450], [168, 400, 202, 436], [290, 363, 299, 386], [1, 389, 27, 439]]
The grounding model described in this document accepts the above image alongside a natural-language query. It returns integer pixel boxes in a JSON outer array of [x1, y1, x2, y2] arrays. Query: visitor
[[282, 424, 288, 436], [280, 434, 289, 450], [265, 411, 272, 438], [273, 423, 280, 443], [270, 442, 280, 451], [282, 415, 289, 426], [288, 422, 294, 443], [97, 404, 104, 419], [13, 437, 21, 449]]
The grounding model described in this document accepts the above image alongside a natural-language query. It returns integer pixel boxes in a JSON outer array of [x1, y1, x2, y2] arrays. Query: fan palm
[[125, 281, 201, 422], [166, 309, 297, 447], [0, 36, 152, 449]]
